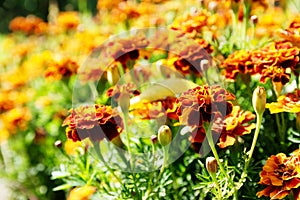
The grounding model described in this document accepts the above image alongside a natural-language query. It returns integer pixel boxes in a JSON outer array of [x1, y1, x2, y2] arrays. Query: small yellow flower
[[67, 185, 96, 200]]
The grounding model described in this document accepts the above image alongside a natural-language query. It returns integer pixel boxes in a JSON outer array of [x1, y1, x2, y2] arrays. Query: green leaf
[[53, 184, 72, 191], [51, 171, 71, 179]]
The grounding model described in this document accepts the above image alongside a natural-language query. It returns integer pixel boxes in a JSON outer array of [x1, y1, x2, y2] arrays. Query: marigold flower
[[62, 104, 123, 142], [45, 58, 79, 80], [56, 12, 80, 31], [255, 42, 300, 85], [9, 15, 48, 35], [67, 185, 96, 200], [176, 85, 235, 127], [64, 140, 83, 156], [222, 41, 300, 85], [170, 10, 212, 38], [266, 89, 300, 114], [217, 106, 255, 148], [1, 107, 31, 134], [221, 50, 254, 79], [131, 97, 178, 120], [106, 83, 140, 101], [253, 8, 285, 38], [276, 15, 300, 47], [105, 32, 149, 68], [97, 0, 123, 10], [257, 152, 300, 199], [171, 41, 212, 76], [176, 85, 236, 151]]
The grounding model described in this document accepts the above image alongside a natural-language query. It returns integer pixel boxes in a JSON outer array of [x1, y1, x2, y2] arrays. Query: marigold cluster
[[222, 41, 300, 85], [9, 15, 48, 35], [257, 150, 300, 199]]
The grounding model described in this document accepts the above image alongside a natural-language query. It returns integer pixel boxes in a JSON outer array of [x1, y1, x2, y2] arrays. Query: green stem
[[143, 146, 168, 200], [244, 113, 263, 172], [206, 127, 238, 198], [122, 112, 141, 199], [275, 113, 285, 143], [206, 128, 227, 180], [280, 112, 286, 140], [209, 172, 222, 200], [92, 141, 123, 184]]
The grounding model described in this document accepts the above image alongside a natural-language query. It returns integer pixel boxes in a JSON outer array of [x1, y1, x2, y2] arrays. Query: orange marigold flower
[[105, 32, 149, 68], [56, 11, 80, 31], [67, 185, 96, 200], [176, 85, 235, 152], [131, 96, 178, 120], [45, 58, 79, 80], [1, 107, 31, 134], [221, 50, 254, 79], [257, 151, 300, 199], [254, 42, 300, 85], [176, 85, 235, 127], [62, 105, 123, 142], [217, 106, 255, 148], [266, 89, 300, 114], [97, 0, 123, 10], [9, 15, 48, 35], [170, 10, 212, 38], [222, 41, 300, 85], [106, 83, 140, 101], [276, 15, 300, 47], [171, 41, 212, 76]]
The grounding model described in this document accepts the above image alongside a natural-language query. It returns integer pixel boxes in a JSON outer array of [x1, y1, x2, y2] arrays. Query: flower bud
[[151, 135, 158, 144], [158, 125, 172, 146], [54, 140, 62, 148], [119, 92, 130, 114], [252, 86, 266, 115], [206, 156, 218, 173], [250, 15, 258, 25]]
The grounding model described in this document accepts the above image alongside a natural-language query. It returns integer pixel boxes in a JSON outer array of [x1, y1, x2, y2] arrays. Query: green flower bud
[[206, 156, 218, 173], [252, 86, 266, 115], [119, 92, 130, 114], [158, 125, 172, 146]]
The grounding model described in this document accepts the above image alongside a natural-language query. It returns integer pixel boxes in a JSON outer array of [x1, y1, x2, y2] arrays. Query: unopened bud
[[250, 15, 258, 25], [206, 156, 218, 173], [151, 135, 158, 144], [119, 92, 130, 114], [252, 86, 266, 115], [54, 140, 62, 148], [158, 125, 172, 146]]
